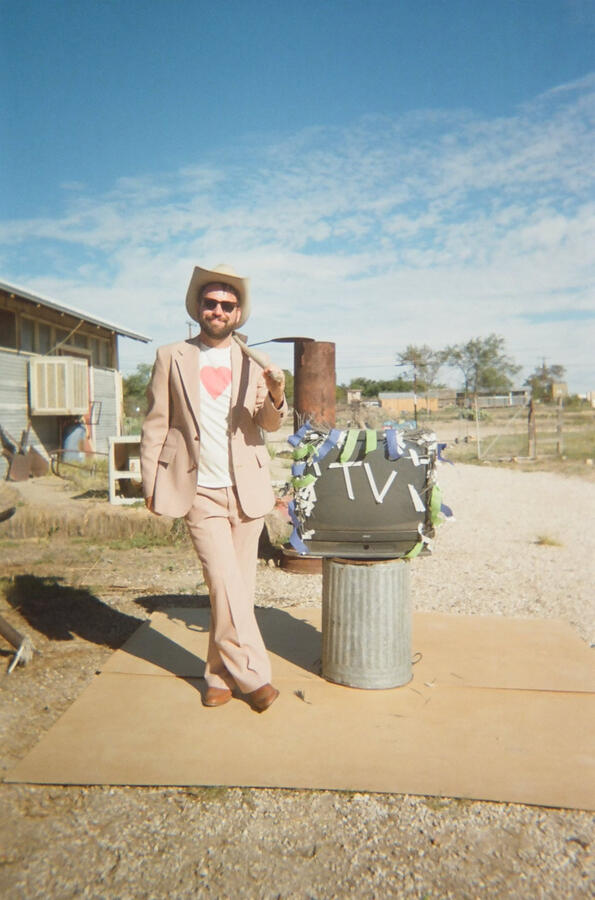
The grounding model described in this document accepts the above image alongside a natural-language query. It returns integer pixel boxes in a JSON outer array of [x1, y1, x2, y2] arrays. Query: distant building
[[455, 389, 529, 408], [0, 279, 150, 478], [379, 392, 439, 415], [347, 388, 362, 404], [551, 381, 568, 401], [433, 389, 458, 408]]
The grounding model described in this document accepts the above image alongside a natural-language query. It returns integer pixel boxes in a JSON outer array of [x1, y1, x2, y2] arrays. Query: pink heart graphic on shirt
[[201, 366, 232, 399]]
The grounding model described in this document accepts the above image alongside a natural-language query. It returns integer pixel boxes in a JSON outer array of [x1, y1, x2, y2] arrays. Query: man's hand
[[263, 365, 285, 408]]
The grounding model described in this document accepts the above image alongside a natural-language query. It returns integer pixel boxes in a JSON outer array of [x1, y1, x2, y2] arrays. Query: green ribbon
[[292, 444, 316, 460], [364, 429, 377, 456], [292, 474, 317, 490], [404, 540, 424, 559], [429, 485, 443, 526], [340, 429, 360, 463]]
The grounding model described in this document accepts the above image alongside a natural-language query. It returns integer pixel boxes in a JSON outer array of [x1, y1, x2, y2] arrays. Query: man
[[140, 264, 287, 712]]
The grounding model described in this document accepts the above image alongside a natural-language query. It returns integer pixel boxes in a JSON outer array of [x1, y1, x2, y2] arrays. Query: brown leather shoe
[[246, 683, 279, 712], [203, 686, 232, 707]]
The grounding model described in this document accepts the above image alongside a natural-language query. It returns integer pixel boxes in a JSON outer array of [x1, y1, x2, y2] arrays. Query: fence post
[[474, 394, 481, 459], [556, 397, 564, 456], [528, 399, 537, 459]]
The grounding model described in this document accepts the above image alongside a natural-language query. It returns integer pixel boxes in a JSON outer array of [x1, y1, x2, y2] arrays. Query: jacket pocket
[[158, 432, 179, 466]]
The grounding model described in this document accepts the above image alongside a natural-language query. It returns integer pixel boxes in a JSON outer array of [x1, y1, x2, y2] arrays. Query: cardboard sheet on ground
[[7, 608, 595, 811], [102, 607, 595, 693]]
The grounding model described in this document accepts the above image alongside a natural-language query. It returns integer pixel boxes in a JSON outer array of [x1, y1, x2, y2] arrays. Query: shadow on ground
[[3, 577, 321, 679], [5, 575, 143, 648], [134, 593, 210, 613], [3, 576, 209, 681]]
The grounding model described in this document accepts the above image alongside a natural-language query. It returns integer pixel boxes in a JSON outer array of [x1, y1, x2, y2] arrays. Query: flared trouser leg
[[185, 485, 271, 693]]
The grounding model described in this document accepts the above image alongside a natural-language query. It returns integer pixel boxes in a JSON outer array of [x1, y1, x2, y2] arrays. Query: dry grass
[[0, 501, 176, 541], [534, 534, 563, 547]]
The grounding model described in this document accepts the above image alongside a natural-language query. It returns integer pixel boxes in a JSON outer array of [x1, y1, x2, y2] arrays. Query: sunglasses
[[202, 298, 238, 314]]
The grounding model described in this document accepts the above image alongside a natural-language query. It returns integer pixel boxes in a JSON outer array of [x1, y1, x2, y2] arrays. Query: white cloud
[[1, 75, 594, 391]]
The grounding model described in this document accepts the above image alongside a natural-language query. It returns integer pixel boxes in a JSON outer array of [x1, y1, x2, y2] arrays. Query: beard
[[198, 315, 237, 340]]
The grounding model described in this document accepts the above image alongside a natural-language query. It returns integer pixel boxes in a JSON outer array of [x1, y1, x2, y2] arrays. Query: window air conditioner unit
[[29, 357, 89, 415]]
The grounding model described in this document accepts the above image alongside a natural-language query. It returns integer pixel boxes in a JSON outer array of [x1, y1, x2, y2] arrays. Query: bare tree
[[396, 344, 443, 423], [396, 344, 442, 393]]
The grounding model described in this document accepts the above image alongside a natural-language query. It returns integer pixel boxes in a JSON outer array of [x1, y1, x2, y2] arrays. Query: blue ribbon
[[385, 428, 402, 461], [437, 443, 454, 464], [287, 500, 309, 554], [312, 428, 342, 462], [291, 461, 307, 477], [287, 422, 312, 447]]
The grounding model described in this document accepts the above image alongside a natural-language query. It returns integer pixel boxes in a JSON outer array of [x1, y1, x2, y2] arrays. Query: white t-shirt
[[197, 342, 234, 487]]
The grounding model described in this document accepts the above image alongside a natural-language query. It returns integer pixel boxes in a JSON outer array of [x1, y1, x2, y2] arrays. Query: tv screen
[[288, 426, 441, 559]]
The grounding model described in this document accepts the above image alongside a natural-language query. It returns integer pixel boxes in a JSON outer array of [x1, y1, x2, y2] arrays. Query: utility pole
[[413, 370, 418, 427]]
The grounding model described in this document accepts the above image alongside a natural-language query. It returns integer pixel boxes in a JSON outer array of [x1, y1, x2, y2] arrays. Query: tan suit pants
[[185, 485, 271, 693]]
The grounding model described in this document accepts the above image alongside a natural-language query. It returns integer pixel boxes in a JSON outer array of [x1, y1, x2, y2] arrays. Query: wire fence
[[445, 402, 593, 465]]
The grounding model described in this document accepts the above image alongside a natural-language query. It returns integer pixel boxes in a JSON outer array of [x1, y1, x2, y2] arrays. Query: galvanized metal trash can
[[321, 557, 412, 689]]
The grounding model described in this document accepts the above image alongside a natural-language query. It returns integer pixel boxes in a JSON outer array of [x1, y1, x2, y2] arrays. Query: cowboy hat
[[185, 263, 250, 327]]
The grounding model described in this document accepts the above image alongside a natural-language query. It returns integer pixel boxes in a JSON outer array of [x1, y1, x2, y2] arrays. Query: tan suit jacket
[[140, 337, 287, 519]]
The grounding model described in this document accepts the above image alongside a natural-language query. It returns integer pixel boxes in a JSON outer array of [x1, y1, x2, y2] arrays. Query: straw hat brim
[[185, 264, 250, 327]]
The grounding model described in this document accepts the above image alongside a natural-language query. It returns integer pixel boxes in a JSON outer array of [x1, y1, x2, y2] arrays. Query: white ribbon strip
[[408, 483, 426, 512], [328, 461, 362, 501], [363, 463, 397, 503]]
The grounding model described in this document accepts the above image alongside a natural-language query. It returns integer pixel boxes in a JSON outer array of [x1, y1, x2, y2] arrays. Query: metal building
[[0, 279, 150, 478]]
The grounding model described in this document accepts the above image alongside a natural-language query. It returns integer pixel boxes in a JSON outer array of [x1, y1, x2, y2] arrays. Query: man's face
[[198, 283, 241, 340]]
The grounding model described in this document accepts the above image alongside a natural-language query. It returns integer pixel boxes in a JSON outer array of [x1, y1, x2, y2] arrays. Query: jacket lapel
[[231, 338, 251, 433], [231, 339, 243, 408], [175, 339, 201, 431]]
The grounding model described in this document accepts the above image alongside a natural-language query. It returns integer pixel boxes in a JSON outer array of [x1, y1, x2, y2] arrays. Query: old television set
[[289, 428, 438, 559]]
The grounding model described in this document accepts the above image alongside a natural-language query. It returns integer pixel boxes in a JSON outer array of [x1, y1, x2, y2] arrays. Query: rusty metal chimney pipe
[[293, 340, 336, 431]]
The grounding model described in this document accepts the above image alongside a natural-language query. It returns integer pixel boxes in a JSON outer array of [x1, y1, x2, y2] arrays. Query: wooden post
[[474, 394, 481, 459], [413, 372, 418, 427], [528, 399, 537, 459], [0, 615, 26, 651], [0, 614, 34, 672], [556, 397, 564, 457]]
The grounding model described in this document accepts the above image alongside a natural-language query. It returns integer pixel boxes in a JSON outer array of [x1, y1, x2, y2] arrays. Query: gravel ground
[[0, 463, 594, 899]]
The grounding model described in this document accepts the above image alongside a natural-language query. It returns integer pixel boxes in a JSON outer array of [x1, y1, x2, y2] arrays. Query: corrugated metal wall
[[91, 367, 120, 453], [0, 351, 122, 476], [0, 351, 59, 478]]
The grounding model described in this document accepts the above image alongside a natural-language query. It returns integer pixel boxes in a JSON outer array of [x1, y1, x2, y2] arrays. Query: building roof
[[455, 387, 529, 395], [0, 278, 151, 343], [379, 392, 416, 399]]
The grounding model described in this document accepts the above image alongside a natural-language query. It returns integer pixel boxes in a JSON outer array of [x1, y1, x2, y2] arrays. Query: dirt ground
[[0, 467, 594, 899]]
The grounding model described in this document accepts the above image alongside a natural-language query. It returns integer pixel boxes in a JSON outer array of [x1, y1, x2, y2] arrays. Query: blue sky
[[1, 0, 594, 392]]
